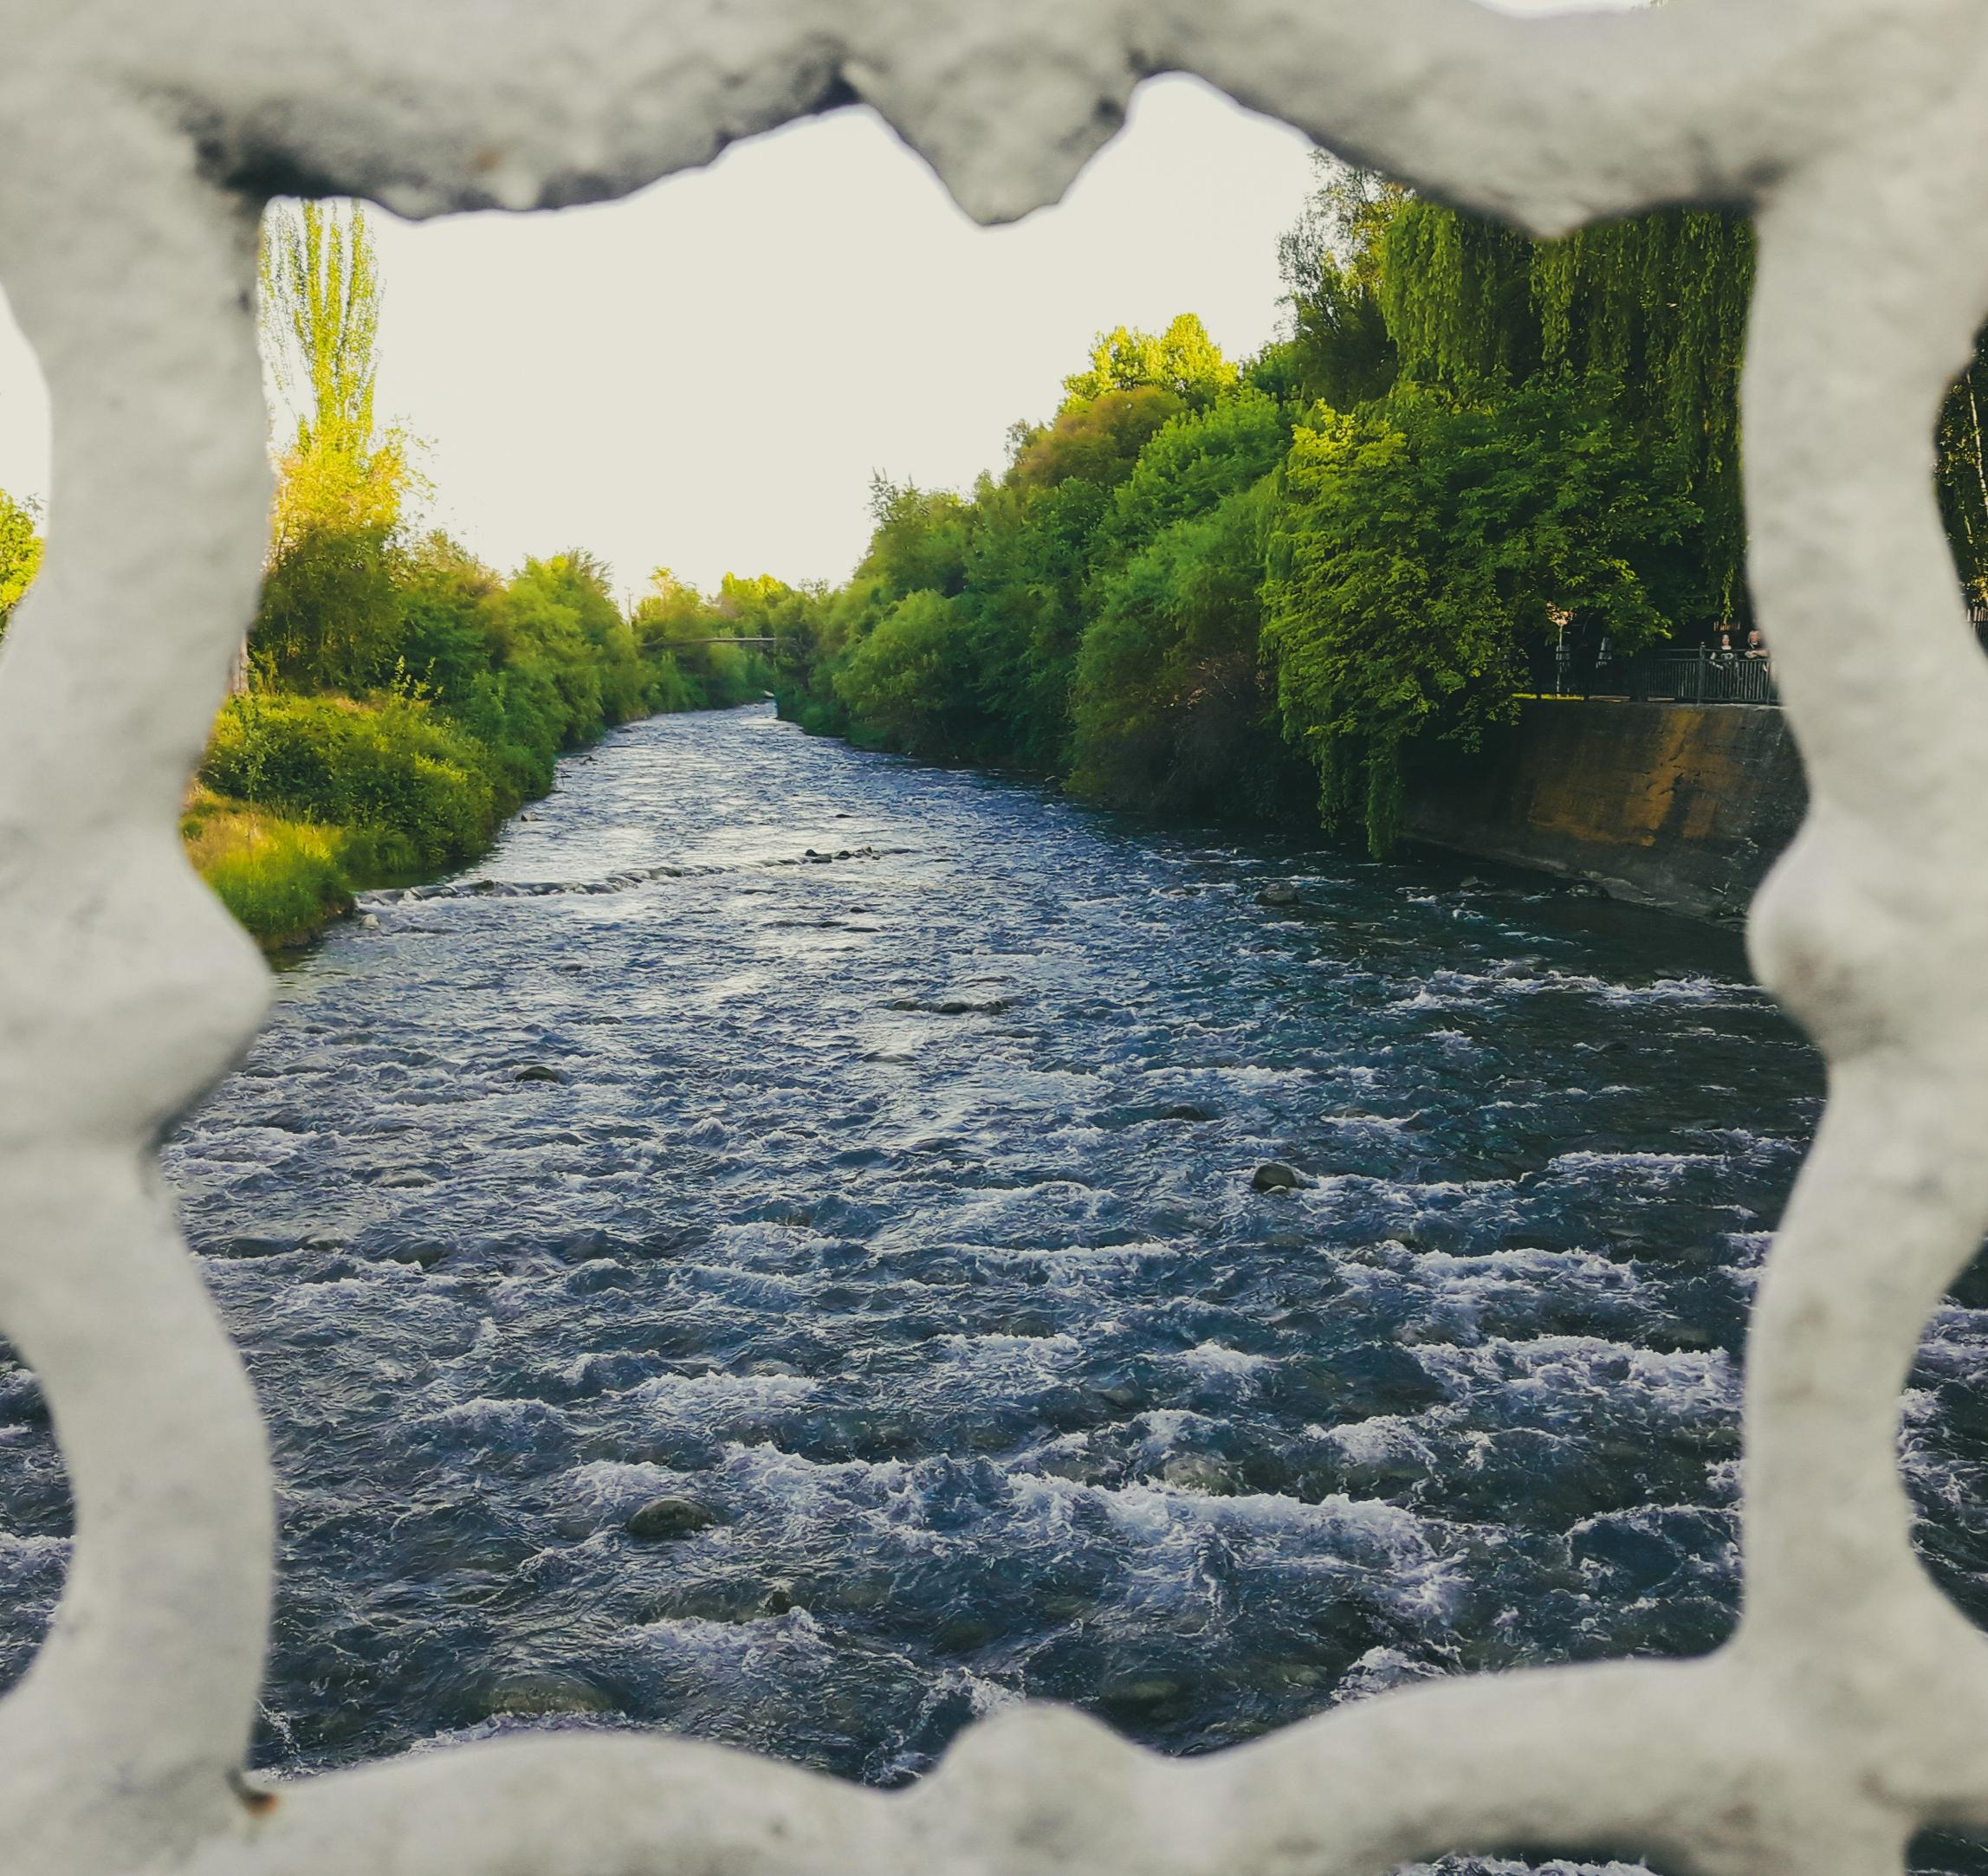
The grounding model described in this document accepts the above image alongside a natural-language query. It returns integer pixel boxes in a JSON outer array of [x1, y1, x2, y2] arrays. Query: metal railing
[[1544, 645, 1781, 706], [1605, 648, 1782, 706]]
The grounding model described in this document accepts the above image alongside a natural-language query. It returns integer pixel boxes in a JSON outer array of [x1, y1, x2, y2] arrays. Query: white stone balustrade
[[3, 3, 1986, 1872]]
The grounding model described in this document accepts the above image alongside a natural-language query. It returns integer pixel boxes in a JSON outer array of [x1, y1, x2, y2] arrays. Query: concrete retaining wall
[[1405, 700, 1807, 919]]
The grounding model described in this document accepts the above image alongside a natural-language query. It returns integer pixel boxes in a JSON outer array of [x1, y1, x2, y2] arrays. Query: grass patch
[[182, 791, 353, 948]]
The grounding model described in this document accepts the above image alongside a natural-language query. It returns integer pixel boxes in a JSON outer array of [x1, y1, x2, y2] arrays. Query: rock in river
[[1252, 1161, 1305, 1193], [476, 1672, 618, 1719], [625, 1496, 720, 1542]]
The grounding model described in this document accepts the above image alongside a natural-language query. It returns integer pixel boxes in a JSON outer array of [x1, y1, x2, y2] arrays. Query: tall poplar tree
[[261, 200, 383, 459], [253, 200, 414, 693]]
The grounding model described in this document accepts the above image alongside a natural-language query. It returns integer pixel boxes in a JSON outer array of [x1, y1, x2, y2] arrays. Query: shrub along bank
[[195, 546, 781, 946]]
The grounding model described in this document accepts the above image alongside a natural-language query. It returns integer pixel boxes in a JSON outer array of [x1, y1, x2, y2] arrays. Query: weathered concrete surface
[[1408, 700, 1807, 919], [16, 3, 1988, 1875]]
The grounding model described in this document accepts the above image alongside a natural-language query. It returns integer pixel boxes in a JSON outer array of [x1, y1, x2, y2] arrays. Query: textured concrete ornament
[[1, 2, 1985, 1873]]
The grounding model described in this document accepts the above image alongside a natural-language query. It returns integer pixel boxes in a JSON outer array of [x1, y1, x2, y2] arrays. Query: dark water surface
[[12, 699, 1987, 1860]]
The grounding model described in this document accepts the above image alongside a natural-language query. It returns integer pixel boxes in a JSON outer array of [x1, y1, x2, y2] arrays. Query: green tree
[[1061, 314, 1238, 411], [1527, 210, 1753, 614], [261, 200, 383, 460], [0, 488, 42, 641], [1353, 190, 1753, 618], [253, 199, 417, 691], [862, 478, 973, 598], [1263, 377, 1697, 857], [1938, 346, 1988, 608], [1071, 484, 1288, 815], [256, 438, 412, 691], [832, 590, 976, 758], [1065, 391, 1297, 811], [1008, 387, 1188, 492], [1095, 387, 1290, 560], [1279, 157, 1404, 409], [397, 531, 505, 703], [947, 472, 1111, 770]]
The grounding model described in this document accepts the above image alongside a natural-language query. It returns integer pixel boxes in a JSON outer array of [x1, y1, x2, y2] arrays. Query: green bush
[[1071, 487, 1295, 817], [203, 690, 500, 873], [0, 487, 42, 641]]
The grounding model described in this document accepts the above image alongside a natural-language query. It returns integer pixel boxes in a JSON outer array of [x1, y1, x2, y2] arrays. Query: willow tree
[[1365, 196, 1754, 618], [1279, 158, 1403, 410], [1528, 211, 1753, 616], [1937, 350, 1988, 605], [1264, 376, 1696, 857], [253, 199, 414, 693]]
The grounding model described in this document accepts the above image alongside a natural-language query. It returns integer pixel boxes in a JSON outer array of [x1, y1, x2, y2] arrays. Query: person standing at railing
[[1745, 628, 1770, 661]]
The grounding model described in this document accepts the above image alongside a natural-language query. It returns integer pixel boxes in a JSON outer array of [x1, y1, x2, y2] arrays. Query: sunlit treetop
[[1060, 313, 1238, 413]]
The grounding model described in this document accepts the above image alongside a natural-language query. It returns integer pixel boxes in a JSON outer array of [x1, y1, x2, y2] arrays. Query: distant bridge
[[664, 637, 778, 649]]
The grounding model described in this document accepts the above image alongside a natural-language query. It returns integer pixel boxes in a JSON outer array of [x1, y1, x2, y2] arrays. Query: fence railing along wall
[[4, 4, 1988, 1874], [1596, 650, 1784, 707]]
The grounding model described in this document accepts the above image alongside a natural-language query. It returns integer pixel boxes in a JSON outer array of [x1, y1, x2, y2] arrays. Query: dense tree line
[[0, 204, 793, 942], [776, 161, 1988, 856], [9, 168, 1988, 891]]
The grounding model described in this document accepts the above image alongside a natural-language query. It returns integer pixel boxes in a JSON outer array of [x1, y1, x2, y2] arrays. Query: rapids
[[10, 701, 1988, 1868]]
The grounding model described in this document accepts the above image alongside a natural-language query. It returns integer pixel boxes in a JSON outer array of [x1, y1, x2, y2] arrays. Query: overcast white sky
[[0, 0, 1630, 597], [0, 75, 1322, 597]]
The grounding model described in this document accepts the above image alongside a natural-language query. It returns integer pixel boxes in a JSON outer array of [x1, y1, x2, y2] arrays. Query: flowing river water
[[10, 700, 1988, 1866]]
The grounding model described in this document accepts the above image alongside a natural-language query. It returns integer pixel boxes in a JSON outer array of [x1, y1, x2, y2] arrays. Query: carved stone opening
[[3, 5, 1988, 1873]]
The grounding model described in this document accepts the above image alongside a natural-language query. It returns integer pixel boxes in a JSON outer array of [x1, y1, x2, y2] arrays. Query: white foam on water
[[631, 1370, 819, 1411], [1330, 1643, 1444, 1705], [1073, 1473, 1440, 1565], [1546, 1149, 1721, 1185], [1132, 1407, 1228, 1452], [1205, 1064, 1318, 1087], [426, 1394, 572, 1440], [1596, 974, 1744, 1007], [1415, 1336, 1735, 1421], [631, 1606, 832, 1661], [1396, 1860, 1656, 1876], [1324, 1413, 1441, 1470], [566, 1459, 701, 1508], [1178, 1342, 1274, 1382], [711, 1441, 915, 1515], [934, 1330, 1084, 1368], [1039, 1242, 1182, 1279], [270, 1270, 416, 1312]]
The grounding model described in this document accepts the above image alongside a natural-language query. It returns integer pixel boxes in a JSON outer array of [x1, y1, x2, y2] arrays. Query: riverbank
[[1405, 698, 1804, 920], [779, 693, 1804, 925], [192, 664, 773, 949], [183, 789, 355, 948]]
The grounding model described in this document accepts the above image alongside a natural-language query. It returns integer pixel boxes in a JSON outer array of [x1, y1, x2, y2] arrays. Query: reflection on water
[[8, 700, 1975, 1862]]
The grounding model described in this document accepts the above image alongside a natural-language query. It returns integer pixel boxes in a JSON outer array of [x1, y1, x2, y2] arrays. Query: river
[[10, 700, 1988, 1864]]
